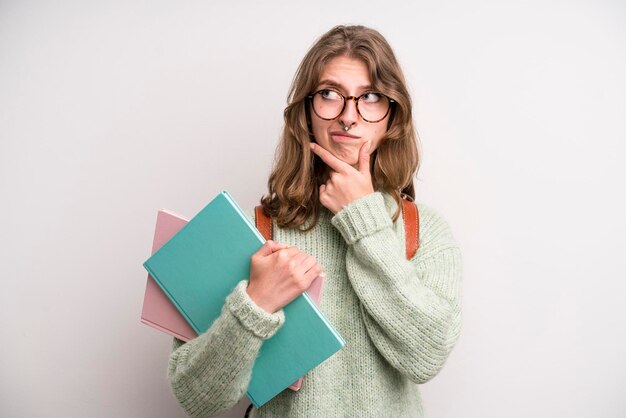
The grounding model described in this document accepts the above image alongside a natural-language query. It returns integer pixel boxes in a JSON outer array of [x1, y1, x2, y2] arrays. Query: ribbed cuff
[[226, 281, 285, 340], [331, 192, 392, 245]]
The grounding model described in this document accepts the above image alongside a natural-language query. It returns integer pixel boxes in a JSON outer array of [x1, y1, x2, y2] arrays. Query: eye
[[319, 89, 342, 101], [361, 92, 382, 103]]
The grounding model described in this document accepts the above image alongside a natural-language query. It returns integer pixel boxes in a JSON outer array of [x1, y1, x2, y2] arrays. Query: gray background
[[2, 1, 625, 417]]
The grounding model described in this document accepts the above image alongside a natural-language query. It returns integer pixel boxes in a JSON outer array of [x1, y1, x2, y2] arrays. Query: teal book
[[143, 191, 345, 408]]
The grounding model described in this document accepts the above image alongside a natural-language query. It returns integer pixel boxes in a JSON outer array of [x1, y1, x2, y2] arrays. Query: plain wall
[[1, 1, 625, 417]]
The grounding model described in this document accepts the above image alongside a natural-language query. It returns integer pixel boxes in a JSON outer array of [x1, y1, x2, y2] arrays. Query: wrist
[[331, 192, 391, 244], [246, 283, 279, 314], [227, 281, 285, 340]]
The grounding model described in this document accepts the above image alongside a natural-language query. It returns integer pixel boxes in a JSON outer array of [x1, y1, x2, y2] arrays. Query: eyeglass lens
[[311, 90, 390, 122]]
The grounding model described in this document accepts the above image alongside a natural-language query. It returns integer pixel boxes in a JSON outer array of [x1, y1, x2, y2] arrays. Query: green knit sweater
[[167, 192, 462, 418]]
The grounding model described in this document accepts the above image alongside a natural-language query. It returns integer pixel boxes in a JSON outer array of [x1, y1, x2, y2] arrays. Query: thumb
[[358, 141, 371, 174], [268, 241, 289, 253], [256, 240, 285, 256]]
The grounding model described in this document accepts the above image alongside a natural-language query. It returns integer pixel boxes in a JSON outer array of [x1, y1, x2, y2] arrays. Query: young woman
[[167, 25, 462, 418]]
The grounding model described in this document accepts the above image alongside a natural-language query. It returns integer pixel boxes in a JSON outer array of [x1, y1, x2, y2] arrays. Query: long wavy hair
[[261, 25, 420, 230]]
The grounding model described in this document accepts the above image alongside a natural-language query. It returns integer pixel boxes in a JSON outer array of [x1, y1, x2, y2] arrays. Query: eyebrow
[[316, 79, 373, 92]]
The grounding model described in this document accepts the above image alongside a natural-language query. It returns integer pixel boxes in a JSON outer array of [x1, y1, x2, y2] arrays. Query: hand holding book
[[142, 192, 345, 407], [247, 241, 324, 314]]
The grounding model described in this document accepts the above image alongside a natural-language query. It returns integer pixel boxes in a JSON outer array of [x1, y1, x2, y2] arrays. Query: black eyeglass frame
[[307, 89, 395, 123]]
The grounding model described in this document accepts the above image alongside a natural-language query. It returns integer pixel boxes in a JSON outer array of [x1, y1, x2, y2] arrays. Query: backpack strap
[[401, 199, 419, 260], [254, 199, 419, 259], [255, 205, 272, 241]]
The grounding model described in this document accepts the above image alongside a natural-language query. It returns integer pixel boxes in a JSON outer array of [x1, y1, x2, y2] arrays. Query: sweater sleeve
[[167, 280, 285, 417], [331, 192, 462, 384]]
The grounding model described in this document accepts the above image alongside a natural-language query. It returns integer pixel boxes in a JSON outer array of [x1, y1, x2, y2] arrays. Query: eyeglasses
[[307, 89, 394, 123]]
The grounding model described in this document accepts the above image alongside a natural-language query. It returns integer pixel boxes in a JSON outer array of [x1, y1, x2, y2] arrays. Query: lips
[[330, 131, 360, 141]]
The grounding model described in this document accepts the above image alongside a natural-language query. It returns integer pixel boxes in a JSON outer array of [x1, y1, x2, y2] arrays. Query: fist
[[247, 241, 324, 313]]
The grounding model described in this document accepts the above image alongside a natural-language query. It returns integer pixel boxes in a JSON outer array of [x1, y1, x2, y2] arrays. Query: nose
[[340, 96, 359, 127]]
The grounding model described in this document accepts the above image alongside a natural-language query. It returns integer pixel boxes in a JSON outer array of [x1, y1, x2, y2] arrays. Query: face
[[309, 56, 389, 168]]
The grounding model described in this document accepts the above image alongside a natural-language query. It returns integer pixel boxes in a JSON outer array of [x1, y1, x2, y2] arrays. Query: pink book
[[141, 209, 197, 342], [141, 209, 325, 391]]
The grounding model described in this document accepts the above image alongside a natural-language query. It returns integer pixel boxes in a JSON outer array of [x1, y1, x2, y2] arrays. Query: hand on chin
[[310, 142, 374, 214], [328, 145, 361, 168]]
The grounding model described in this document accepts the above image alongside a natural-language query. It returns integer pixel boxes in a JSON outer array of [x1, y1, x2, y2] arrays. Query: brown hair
[[261, 25, 419, 229]]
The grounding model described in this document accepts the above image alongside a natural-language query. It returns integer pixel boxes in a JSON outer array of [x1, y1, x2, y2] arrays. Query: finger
[[288, 252, 310, 272], [319, 185, 330, 208], [308, 273, 325, 292], [310, 143, 349, 173], [358, 141, 371, 174], [303, 264, 324, 284], [265, 240, 288, 252], [267, 241, 289, 253], [274, 246, 301, 258], [255, 240, 279, 257], [297, 254, 318, 273]]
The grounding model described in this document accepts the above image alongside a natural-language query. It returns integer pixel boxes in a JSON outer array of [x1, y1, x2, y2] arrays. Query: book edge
[[142, 262, 202, 335], [139, 317, 194, 342], [299, 292, 346, 346]]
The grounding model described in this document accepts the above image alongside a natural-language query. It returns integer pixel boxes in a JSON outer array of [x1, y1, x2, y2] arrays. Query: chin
[[334, 153, 359, 166]]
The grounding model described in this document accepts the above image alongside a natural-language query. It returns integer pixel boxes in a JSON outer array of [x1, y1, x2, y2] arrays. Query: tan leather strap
[[401, 199, 419, 260], [255, 206, 272, 241], [254, 200, 419, 259]]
